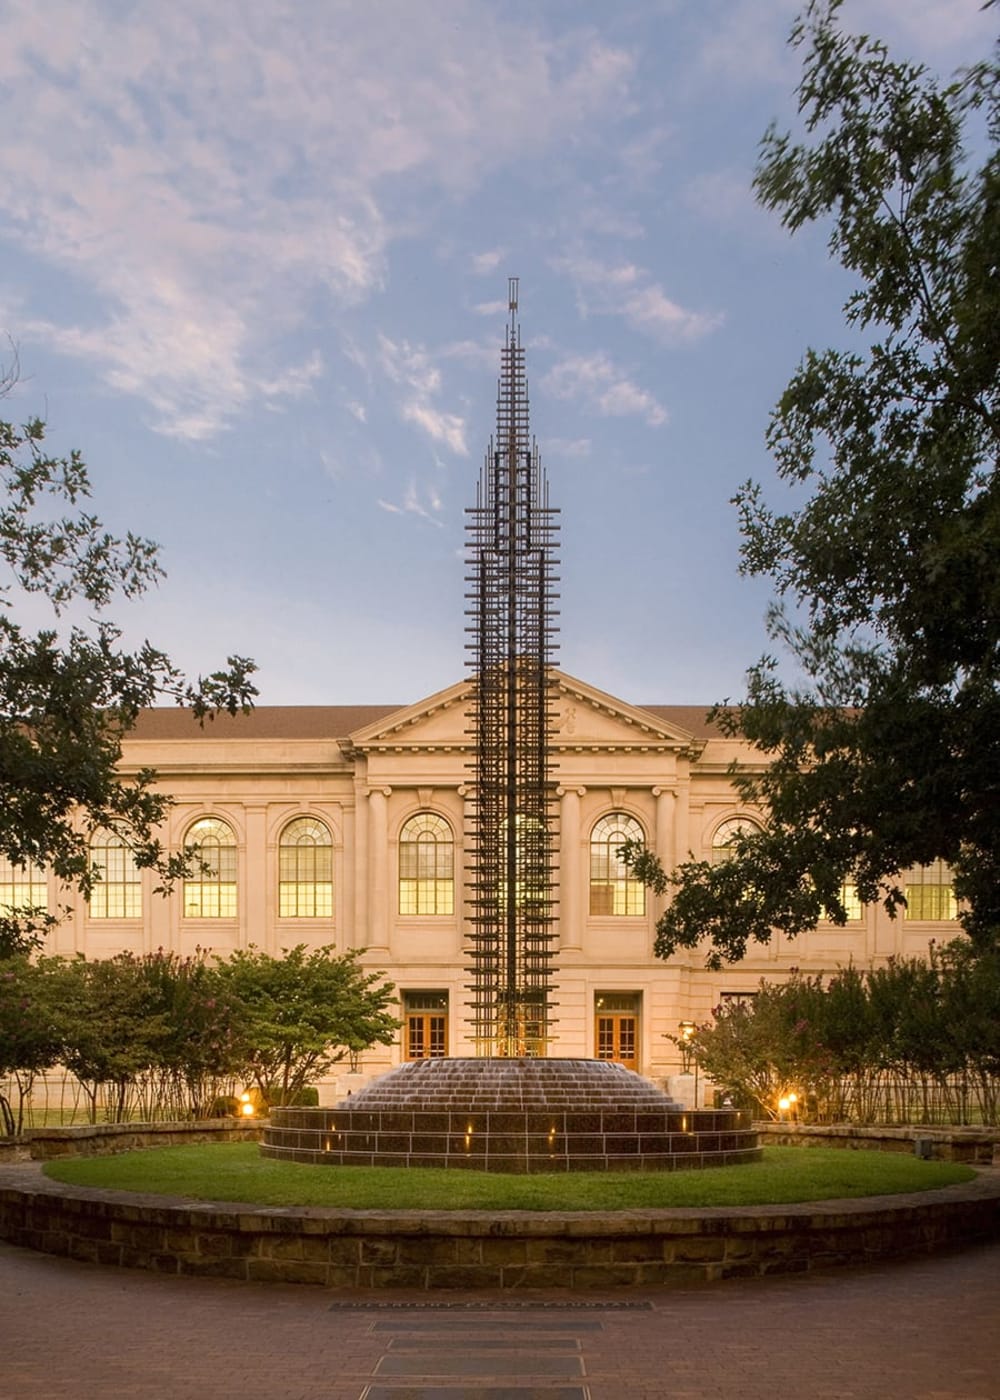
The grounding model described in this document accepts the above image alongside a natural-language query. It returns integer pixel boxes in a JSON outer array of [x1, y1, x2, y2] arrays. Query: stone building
[[19, 666, 956, 1101]]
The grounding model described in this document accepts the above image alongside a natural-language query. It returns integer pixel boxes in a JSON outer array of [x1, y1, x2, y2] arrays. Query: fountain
[[261, 282, 760, 1172]]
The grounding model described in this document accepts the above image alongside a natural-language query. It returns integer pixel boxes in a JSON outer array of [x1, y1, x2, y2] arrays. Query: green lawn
[[43, 1144, 975, 1211]]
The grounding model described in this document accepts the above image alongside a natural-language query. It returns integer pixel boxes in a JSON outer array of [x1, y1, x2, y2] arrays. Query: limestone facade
[[35, 669, 955, 1094]]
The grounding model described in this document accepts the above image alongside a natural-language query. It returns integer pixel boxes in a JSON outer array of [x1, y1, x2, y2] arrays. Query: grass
[[43, 1144, 975, 1211]]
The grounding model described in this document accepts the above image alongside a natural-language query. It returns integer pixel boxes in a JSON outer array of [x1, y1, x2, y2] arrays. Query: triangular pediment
[[552, 673, 701, 752], [344, 671, 702, 755]]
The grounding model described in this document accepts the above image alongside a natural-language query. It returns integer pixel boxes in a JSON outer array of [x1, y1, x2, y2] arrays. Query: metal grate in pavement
[[329, 1299, 650, 1311]]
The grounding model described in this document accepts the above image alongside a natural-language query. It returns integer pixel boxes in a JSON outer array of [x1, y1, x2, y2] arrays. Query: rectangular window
[[399, 879, 454, 916], [278, 840, 333, 917], [90, 884, 142, 919], [904, 862, 957, 921], [184, 883, 238, 919], [0, 861, 47, 915], [89, 843, 141, 919], [823, 882, 863, 922]]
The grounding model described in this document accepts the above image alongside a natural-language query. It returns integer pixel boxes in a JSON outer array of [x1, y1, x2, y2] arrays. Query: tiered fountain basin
[[261, 1057, 761, 1173]]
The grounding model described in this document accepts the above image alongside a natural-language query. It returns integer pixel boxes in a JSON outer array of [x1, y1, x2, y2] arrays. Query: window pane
[[278, 817, 332, 919], [589, 814, 645, 917], [183, 818, 237, 919], [904, 861, 957, 920], [89, 831, 141, 921], [399, 813, 454, 916], [0, 857, 47, 914], [711, 816, 762, 864]]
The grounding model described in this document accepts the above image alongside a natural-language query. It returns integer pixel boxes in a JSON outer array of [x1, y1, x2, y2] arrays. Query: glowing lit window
[[711, 816, 762, 863], [498, 813, 549, 911], [840, 882, 863, 921], [183, 817, 237, 919], [0, 856, 47, 915], [89, 831, 141, 919], [904, 861, 957, 921], [399, 813, 454, 916], [589, 813, 645, 916], [278, 817, 332, 917], [821, 881, 863, 922]]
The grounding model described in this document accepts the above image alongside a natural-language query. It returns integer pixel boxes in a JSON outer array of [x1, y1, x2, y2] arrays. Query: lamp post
[[678, 1021, 698, 1109]]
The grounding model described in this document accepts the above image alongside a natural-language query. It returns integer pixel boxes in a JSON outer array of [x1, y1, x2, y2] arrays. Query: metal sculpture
[[465, 278, 560, 1057]]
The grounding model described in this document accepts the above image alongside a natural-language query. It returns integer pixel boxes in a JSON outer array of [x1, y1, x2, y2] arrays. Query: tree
[[627, 1, 1000, 967], [219, 945, 398, 1107], [52, 953, 164, 1123], [0, 956, 62, 1133], [0, 367, 256, 955]]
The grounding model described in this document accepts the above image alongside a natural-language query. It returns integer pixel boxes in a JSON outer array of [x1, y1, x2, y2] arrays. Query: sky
[[0, 0, 995, 711]]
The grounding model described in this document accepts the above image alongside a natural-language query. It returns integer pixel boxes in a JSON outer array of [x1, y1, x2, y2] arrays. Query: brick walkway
[[2, 1237, 999, 1399]]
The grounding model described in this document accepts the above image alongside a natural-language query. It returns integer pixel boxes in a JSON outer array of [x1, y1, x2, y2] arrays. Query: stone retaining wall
[[1, 1119, 998, 1289], [756, 1122, 1000, 1163], [0, 1158, 997, 1290], [0, 1120, 260, 1164]]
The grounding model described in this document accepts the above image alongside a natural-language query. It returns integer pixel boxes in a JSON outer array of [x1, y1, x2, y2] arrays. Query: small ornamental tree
[[219, 945, 398, 1107], [53, 953, 166, 1123], [126, 950, 245, 1119], [0, 956, 62, 1134]]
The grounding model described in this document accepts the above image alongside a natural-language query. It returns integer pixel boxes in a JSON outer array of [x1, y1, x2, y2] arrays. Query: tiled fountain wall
[[261, 1058, 761, 1173]]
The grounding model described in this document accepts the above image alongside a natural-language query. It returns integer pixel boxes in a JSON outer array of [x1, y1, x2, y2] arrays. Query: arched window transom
[[279, 817, 333, 918], [183, 817, 237, 919], [589, 813, 645, 917], [89, 830, 141, 919], [711, 816, 762, 864], [399, 813, 454, 916]]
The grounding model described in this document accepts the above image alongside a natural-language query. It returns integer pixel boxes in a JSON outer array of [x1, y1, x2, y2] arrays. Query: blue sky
[[0, 0, 994, 709]]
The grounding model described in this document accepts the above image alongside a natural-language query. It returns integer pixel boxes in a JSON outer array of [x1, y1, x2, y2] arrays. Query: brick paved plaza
[[3, 1236, 999, 1399]]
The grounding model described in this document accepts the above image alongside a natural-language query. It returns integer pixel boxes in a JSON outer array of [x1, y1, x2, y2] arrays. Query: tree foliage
[[0, 956, 63, 1133], [0, 946, 398, 1131], [0, 372, 256, 955], [629, 1, 1000, 966], [686, 948, 1000, 1124], [218, 945, 398, 1107]]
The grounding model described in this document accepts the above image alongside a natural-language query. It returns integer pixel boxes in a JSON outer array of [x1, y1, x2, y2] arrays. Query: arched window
[[711, 816, 762, 863], [399, 813, 454, 916], [589, 813, 645, 916], [279, 817, 332, 917], [0, 856, 47, 915], [904, 861, 957, 921], [183, 817, 237, 919], [89, 830, 141, 919]]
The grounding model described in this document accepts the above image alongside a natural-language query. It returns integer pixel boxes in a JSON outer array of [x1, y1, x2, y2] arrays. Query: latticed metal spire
[[465, 278, 560, 1057]]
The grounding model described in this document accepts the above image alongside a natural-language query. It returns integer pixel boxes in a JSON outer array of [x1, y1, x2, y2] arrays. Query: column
[[352, 771, 368, 950], [243, 805, 267, 951], [652, 786, 675, 917], [368, 786, 391, 953], [673, 774, 691, 870], [559, 786, 585, 951]]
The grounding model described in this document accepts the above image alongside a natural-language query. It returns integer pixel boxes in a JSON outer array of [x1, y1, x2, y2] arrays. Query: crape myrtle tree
[[626, 1, 1000, 968], [0, 358, 256, 955], [219, 945, 398, 1108]]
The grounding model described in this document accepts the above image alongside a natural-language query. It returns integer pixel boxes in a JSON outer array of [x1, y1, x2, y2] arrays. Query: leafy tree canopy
[[0, 359, 256, 955], [628, 1, 1000, 967], [219, 945, 398, 1106]]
